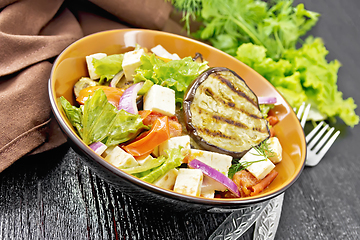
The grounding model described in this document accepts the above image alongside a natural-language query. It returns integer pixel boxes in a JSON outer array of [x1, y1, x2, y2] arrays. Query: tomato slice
[[123, 116, 170, 157], [139, 111, 182, 138], [76, 86, 124, 108]]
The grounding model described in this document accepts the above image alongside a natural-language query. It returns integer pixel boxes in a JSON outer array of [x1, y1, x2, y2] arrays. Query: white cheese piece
[[101, 145, 115, 158], [86, 53, 107, 80], [171, 53, 181, 60], [151, 45, 173, 59], [266, 137, 283, 164], [188, 149, 232, 176], [104, 146, 139, 169], [240, 148, 275, 180], [122, 48, 145, 81], [151, 45, 181, 60], [143, 84, 176, 116], [173, 169, 203, 197], [136, 154, 154, 166], [201, 175, 227, 192], [200, 189, 215, 198], [158, 135, 191, 160], [153, 168, 179, 190]]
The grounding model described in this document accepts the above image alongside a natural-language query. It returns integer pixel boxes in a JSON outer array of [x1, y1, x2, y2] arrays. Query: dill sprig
[[167, 0, 203, 34], [228, 140, 274, 179]]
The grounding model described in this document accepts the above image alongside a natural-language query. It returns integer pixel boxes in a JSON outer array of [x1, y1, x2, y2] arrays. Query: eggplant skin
[[183, 67, 270, 158]]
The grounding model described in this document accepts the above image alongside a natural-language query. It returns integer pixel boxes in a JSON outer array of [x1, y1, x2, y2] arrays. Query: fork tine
[[306, 121, 325, 143], [307, 123, 329, 149], [315, 130, 340, 160], [301, 103, 311, 128], [296, 102, 305, 119], [306, 130, 340, 167], [312, 127, 335, 153]]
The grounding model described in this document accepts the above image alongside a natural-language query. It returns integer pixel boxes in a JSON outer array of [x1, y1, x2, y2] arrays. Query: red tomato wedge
[[123, 116, 170, 156], [76, 86, 124, 108], [139, 111, 182, 138]]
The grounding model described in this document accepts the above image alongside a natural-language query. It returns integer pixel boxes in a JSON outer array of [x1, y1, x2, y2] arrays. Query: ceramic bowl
[[48, 29, 306, 212]]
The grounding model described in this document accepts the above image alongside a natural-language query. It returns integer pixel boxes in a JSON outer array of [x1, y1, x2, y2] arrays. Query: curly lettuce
[[133, 54, 208, 104], [236, 38, 359, 127]]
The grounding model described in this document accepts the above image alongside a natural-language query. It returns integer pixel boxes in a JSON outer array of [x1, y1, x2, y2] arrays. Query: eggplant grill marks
[[214, 72, 258, 108], [187, 68, 270, 156]]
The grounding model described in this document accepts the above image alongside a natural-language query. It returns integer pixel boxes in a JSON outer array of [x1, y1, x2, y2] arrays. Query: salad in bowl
[[49, 29, 306, 210], [60, 43, 283, 199]]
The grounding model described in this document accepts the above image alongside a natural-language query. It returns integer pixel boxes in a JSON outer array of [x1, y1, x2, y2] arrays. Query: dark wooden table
[[1, 0, 360, 239]]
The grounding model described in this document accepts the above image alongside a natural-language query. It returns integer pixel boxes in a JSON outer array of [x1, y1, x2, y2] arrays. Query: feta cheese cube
[[86, 53, 107, 80], [201, 175, 227, 192], [136, 154, 154, 165], [188, 149, 232, 176], [200, 189, 215, 198], [143, 84, 176, 116], [102, 145, 115, 158], [153, 168, 179, 190], [122, 48, 145, 81], [171, 53, 181, 60], [104, 146, 139, 169], [151, 45, 181, 60], [158, 135, 191, 159], [266, 137, 283, 164], [173, 169, 203, 197], [240, 148, 275, 180]]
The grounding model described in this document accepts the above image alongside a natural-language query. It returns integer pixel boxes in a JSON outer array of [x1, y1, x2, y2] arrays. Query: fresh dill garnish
[[253, 139, 275, 159], [166, 0, 202, 34], [228, 140, 275, 179]]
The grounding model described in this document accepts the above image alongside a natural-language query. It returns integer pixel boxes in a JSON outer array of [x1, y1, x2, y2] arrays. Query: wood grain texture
[[1, 0, 360, 239]]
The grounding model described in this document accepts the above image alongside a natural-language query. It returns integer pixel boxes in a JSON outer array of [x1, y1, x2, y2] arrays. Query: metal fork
[[295, 102, 341, 166], [305, 120, 341, 166]]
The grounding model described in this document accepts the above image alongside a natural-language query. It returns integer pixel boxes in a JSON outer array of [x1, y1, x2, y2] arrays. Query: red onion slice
[[118, 82, 144, 114], [89, 142, 107, 155], [188, 159, 240, 197], [258, 96, 277, 105]]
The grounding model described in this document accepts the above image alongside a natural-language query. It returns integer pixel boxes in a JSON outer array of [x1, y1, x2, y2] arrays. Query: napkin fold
[[0, 0, 174, 172]]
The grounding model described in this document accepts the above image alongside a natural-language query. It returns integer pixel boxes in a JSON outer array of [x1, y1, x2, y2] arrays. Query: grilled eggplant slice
[[183, 67, 270, 158]]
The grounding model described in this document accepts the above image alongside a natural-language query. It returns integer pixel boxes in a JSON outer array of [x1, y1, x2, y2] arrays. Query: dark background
[[1, 0, 359, 239]]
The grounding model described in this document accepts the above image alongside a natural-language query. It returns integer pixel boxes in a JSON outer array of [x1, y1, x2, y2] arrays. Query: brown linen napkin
[[0, 0, 173, 172]]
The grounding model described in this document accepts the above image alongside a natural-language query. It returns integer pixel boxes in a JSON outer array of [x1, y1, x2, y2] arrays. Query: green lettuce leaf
[[283, 37, 359, 126], [236, 39, 359, 127], [122, 156, 166, 174], [140, 148, 184, 183], [93, 54, 124, 83], [59, 96, 83, 138], [133, 54, 208, 104], [104, 109, 149, 146], [60, 89, 149, 146]]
